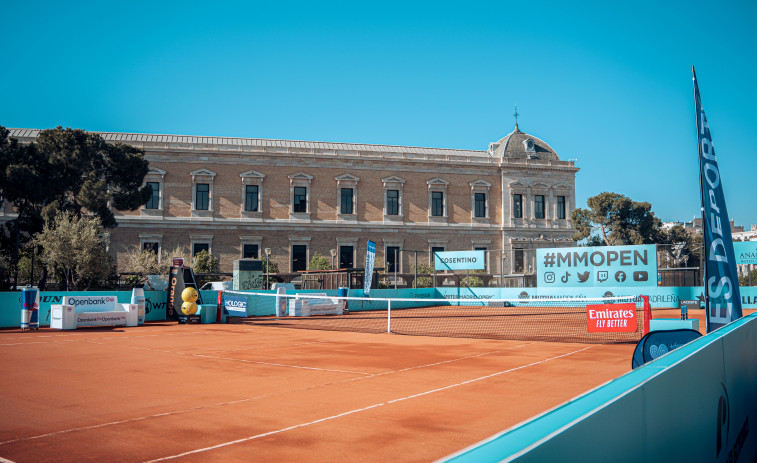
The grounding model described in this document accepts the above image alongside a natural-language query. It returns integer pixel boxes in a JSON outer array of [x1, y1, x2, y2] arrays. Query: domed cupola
[[487, 119, 562, 162]]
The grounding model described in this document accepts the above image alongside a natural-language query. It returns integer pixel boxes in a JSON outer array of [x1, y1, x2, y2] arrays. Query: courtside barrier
[[443, 312, 757, 462], [0, 287, 755, 328]]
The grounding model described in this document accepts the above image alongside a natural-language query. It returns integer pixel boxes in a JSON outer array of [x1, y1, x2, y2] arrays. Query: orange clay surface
[[0, 307, 750, 463]]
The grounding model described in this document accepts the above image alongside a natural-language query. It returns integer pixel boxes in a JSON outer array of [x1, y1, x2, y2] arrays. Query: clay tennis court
[[0, 319, 639, 463]]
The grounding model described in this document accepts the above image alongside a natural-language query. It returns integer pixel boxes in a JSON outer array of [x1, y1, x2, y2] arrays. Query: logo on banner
[[586, 303, 637, 332], [434, 251, 485, 271], [224, 294, 247, 314]]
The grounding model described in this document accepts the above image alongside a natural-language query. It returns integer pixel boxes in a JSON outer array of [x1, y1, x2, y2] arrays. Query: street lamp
[[501, 250, 507, 287], [330, 249, 336, 270], [264, 248, 272, 290]]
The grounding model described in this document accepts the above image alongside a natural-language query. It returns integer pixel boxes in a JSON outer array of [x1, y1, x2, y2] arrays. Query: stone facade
[[8, 125, 579, 276]]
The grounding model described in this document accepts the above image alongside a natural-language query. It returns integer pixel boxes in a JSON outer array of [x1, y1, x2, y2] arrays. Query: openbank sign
[[536, 245, 657, 288]]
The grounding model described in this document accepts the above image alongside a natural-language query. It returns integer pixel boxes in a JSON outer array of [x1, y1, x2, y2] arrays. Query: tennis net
[[220, 290, 647, 344]]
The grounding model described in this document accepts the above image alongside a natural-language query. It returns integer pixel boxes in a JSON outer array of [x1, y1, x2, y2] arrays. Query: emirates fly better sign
[[536, 245, 657, 288], [586, 303, 638, 333]]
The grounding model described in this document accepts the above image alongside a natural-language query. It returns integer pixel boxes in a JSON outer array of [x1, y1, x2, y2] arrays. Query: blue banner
[[536, 245, 656, 288], [693, 67, 742, 331], [434, 251, 486, 271], [363, 240, 376, 297]]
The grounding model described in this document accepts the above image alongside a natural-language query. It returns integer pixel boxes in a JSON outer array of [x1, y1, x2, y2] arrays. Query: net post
[[387, 299, 391, 334], [641, 295, 651, 335], [216, 290, 223, 323]]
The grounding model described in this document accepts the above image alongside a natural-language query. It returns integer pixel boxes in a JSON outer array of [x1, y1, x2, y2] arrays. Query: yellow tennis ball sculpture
[[181, 287, 198, 303], [181, 301, 198, 315]]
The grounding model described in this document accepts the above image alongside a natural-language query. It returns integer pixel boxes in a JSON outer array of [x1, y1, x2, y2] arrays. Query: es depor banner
[[536, 245, 657, 288]]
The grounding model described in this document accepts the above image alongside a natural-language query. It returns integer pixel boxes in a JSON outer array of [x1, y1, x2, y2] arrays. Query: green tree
[[308, 252, 331, 270], [33, 211, 113, 290], [571, 192, 662, 246], [0, 126, 152, 288], [739, 268, 757, 287], [412, 263, 434, 288], [193, 249, 220, 274]]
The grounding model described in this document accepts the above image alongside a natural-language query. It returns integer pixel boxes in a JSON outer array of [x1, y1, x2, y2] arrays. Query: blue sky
[[2, 1, 755, 227]]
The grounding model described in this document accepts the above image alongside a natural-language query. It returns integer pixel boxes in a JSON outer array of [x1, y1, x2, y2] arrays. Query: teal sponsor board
[[734, 241, 757, 265], [434, 251, 485, 271], [536, 245, 656, 288]]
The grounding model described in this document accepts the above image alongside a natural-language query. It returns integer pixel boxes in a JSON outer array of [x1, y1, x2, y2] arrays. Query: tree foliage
[[33, 211, 113, 290], [308, 252, 331, 270], [571, 192, 662, 246], [193, 249, 220, 274], [1, 126, 151, 230]]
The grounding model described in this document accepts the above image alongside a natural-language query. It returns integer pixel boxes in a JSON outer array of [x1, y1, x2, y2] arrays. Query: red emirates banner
[[586, 303, 637, 333]]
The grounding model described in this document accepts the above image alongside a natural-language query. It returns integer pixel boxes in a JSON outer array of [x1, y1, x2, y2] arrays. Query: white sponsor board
[[65, 295, 119, 311], [75, 312, 128, 327]]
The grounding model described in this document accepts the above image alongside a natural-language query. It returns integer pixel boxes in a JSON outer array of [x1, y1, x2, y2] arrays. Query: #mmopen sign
[[434, 251, 485, 271], [536, 245, 656, 288]]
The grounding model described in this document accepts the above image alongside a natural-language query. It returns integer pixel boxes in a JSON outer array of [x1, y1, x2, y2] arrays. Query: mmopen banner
[[693, 67, 742, 331], [536, 245, 656, 288]]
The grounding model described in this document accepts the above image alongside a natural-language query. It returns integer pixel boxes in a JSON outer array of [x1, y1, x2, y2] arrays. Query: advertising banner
[[76, 312, 127, 327], [734, 241, 757, 266], [363, 240, 376, 297], [434, 251, 485, 271], [64, 295, 118, 311], [586, 302, 638, 332], [536, 245, 656, 288], [693, 68, 742, 331], [223, 294, 248, 317]]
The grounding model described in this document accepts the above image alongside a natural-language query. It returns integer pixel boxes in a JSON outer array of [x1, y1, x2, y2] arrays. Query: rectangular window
[[339, 246, 354, 269], [513, 194, 523, 218], [292, 245, 307, 272], [431, 192, 444, 217], [474, 193, 487, 218], [243, 244, 259, 259], [386, 246, 399, 273], [196, 183, 210, 211], [340, 188, 354, 214], [143, 242, 159, 254], [431, 246, 445, 266], [535, 195, 545, 219], [245, 185, 259, 212], [193, 243, 209, 256], [514, 249, 525, 273], [386, 190, 399, 215], [293, 187, 307, 213], [145, 182, 159, 209], [557, 196, 566, 219], [475, 247, 487, 271]]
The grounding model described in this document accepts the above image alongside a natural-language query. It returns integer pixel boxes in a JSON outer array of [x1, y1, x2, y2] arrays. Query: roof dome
[[489, 124, 562, 161]]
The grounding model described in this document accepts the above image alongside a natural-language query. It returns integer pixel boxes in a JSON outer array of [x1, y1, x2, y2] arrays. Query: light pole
[[264, 247, 272, 290], [330, 248, 336, 270], [501, 250, 507, 288]]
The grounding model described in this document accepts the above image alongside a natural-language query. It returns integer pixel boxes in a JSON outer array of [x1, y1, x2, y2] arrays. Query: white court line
[[0, 343, 535, 447], [191, 353, 373, 375], [0, 457, 17, 462], [145, 346, 594, 462]]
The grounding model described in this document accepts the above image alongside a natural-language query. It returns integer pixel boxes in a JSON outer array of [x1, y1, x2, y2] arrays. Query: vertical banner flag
[[363, 240, 376, 297], [693, 67, 742, 332]]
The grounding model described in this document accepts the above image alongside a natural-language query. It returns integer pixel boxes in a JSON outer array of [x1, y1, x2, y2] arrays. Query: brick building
[[9, 124, 578, 279]]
